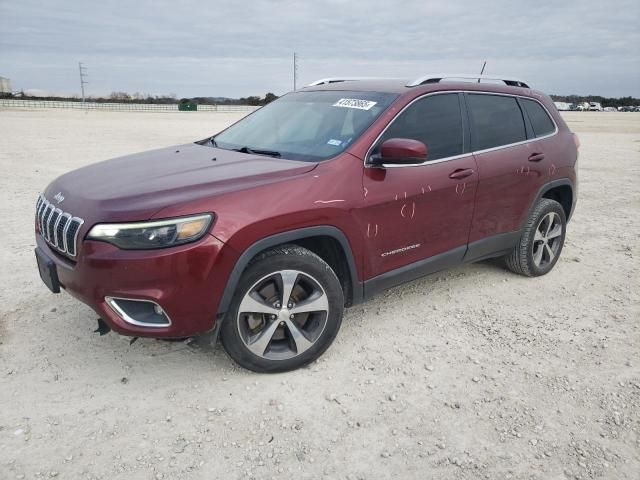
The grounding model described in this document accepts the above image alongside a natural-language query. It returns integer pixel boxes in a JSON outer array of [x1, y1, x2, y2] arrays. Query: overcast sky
[[1, 0, 638, 98]]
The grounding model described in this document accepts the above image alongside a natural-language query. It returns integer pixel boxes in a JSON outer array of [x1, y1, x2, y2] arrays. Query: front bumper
[[35, 232, 234, 338]]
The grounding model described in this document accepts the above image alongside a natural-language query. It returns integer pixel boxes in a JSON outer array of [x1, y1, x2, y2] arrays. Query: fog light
[[105, 297, 171, 328]]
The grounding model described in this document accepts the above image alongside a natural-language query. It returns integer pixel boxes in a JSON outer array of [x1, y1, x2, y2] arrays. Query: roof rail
[[307, 77, 394, 86], [407, 73, 530, 88]]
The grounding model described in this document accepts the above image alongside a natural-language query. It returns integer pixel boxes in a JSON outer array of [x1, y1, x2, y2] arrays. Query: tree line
[[2, 90, 636, 108], [0, 91, 279, 105], [550, 95, 639, 108]]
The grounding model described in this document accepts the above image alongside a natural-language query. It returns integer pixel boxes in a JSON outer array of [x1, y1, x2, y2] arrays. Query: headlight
[[87, 214, 213, 249]]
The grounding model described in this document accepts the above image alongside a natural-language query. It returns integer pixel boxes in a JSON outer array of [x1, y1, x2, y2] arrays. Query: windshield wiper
[[233, 146, 281, 157]]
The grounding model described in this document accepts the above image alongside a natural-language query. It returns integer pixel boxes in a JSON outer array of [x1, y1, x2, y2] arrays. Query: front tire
[[220, 245, 344, 373], [505, 198, 567, 277]]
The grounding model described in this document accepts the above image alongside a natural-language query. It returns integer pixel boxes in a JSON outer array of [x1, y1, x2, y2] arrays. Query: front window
[[373, 93, 464, 161], [213, 90, 398, 161]]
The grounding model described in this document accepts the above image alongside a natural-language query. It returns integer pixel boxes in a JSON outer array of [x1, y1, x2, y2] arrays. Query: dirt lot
[[0, 109, 638, 480]]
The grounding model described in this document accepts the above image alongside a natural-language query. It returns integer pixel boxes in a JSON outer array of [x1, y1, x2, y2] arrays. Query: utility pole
[[293, 52, 298, 91], [78, 62, 88, 103]]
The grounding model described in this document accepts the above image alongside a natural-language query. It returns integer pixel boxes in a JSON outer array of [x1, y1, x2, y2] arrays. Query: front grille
[[36, 194, 84, 257]]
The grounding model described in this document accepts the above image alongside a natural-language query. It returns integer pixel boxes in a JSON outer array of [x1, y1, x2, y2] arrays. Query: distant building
[[0, 76, 11, 93], [23, 89, 49, 97]]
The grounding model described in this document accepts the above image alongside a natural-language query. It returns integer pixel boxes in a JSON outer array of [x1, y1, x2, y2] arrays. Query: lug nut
[[271, 314, 277, 320], [287, 303, 293, 308], [280, 321, 285, 326], [289, 314, 294, 319], [274, 302, 281, 309]]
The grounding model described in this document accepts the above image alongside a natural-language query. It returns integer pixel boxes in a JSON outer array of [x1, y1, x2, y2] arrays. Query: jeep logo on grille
[[53, 192, 65, 204]]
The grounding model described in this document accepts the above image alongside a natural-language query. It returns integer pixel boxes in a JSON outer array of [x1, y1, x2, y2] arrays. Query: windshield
[[213, 90, 398, 161]]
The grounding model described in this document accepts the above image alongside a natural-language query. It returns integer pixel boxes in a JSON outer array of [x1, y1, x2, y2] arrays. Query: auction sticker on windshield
[[333, 98, 377, 110]]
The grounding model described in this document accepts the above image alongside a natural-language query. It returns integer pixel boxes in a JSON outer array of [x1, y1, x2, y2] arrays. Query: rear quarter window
[[467, 94, 526, 150], [521, 98, 556, 137]]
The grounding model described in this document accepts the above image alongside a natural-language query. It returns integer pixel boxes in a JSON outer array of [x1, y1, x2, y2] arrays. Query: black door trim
[[463, 231, 522, 263], [363, 245, 466, 300]]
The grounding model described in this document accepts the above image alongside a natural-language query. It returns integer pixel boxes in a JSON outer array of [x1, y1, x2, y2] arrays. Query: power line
[[78, 62, 88, 103]]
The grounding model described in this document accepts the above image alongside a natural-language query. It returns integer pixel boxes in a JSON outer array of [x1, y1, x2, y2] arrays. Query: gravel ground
[[0, 109, 638, 480]]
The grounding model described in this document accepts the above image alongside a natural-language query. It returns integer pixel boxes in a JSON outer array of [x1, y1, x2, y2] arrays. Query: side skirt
[[361, 230, 522, 301], [463, 230, 521, 263], [363, 245, 466, 300]]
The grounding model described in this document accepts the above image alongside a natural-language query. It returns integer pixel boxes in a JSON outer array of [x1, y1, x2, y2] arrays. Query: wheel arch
[[541, 182, 573, 220], [523, 178, 575, 228], [216, 226, 362, 318]]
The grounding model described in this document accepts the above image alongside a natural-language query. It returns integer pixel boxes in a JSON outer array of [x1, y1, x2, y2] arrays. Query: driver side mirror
[[369, 138, 428, 166]]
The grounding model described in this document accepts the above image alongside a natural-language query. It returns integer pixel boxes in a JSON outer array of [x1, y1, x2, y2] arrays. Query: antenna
[[78, 62, 88, 103], [478, 61, 487, 82], [293, 52, 298, 91]]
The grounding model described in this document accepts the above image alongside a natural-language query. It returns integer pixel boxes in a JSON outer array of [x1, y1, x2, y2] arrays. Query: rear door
[[466, 93, 550, 245], [358, 93, 478, 279]]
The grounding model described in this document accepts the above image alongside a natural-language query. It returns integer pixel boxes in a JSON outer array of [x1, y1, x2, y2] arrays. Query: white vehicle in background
[[575, 102, 590, 111], [588, 102, 603, 111], [554, 101, 573, 111], [603, 107, 617, 112]]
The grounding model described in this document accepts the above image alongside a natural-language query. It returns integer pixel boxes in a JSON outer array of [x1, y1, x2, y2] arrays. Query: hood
[[43, 143, 317, 222]]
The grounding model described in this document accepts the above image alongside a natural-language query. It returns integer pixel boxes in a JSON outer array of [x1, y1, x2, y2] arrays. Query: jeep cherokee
[[35, 74, 579, 372]]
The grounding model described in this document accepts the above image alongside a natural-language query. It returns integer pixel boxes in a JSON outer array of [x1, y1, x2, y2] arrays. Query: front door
[[357, 93, 478, 280]]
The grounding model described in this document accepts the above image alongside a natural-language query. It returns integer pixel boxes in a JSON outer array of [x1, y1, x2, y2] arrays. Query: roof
[[301, 78, 542, 98], [302, 79, 410, 94]]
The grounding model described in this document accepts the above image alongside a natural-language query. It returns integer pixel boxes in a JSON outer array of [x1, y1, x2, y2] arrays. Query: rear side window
[[377, 93, 463, 161], [521, 98, 555, 137], [467, 94, 526, 150]]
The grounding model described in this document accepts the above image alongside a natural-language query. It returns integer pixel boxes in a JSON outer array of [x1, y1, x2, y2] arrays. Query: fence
[[0, 99, 259, 113]]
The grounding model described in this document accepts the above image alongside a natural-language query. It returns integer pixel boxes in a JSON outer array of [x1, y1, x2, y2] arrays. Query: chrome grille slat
[[56, 213, 71, 251], [36, 194, 84, 258], [65, 218, 83, 256], [38, 198, 46, 216], [47, 209, 61, 242], [38, 202, 47, 235], [52, 209, 64, 249], [62, 214, 72, 252], [42, 204, 54, 240], [39, 203, 48, 234], [36, 200, 47, 231]]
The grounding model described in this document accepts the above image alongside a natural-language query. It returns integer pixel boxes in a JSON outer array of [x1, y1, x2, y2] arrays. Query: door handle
[[528, 153, 545, 162], [449, 168, 474, 180]]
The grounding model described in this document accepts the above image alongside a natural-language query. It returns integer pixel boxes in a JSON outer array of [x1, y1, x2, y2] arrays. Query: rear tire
[[220, 245, 344, 373], [505, 198, 566, 277]]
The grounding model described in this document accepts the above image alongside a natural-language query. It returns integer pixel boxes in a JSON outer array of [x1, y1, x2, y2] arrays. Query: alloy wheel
[[236, 270, 329, 360], [532, 212, 563, 268]]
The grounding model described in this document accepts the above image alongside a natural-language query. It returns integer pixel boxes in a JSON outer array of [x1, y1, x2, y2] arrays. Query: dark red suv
[[35, 74, 578, 372]]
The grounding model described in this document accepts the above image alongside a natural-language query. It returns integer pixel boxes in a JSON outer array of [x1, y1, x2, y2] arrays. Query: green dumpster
[[178, 100, 197, 111]]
